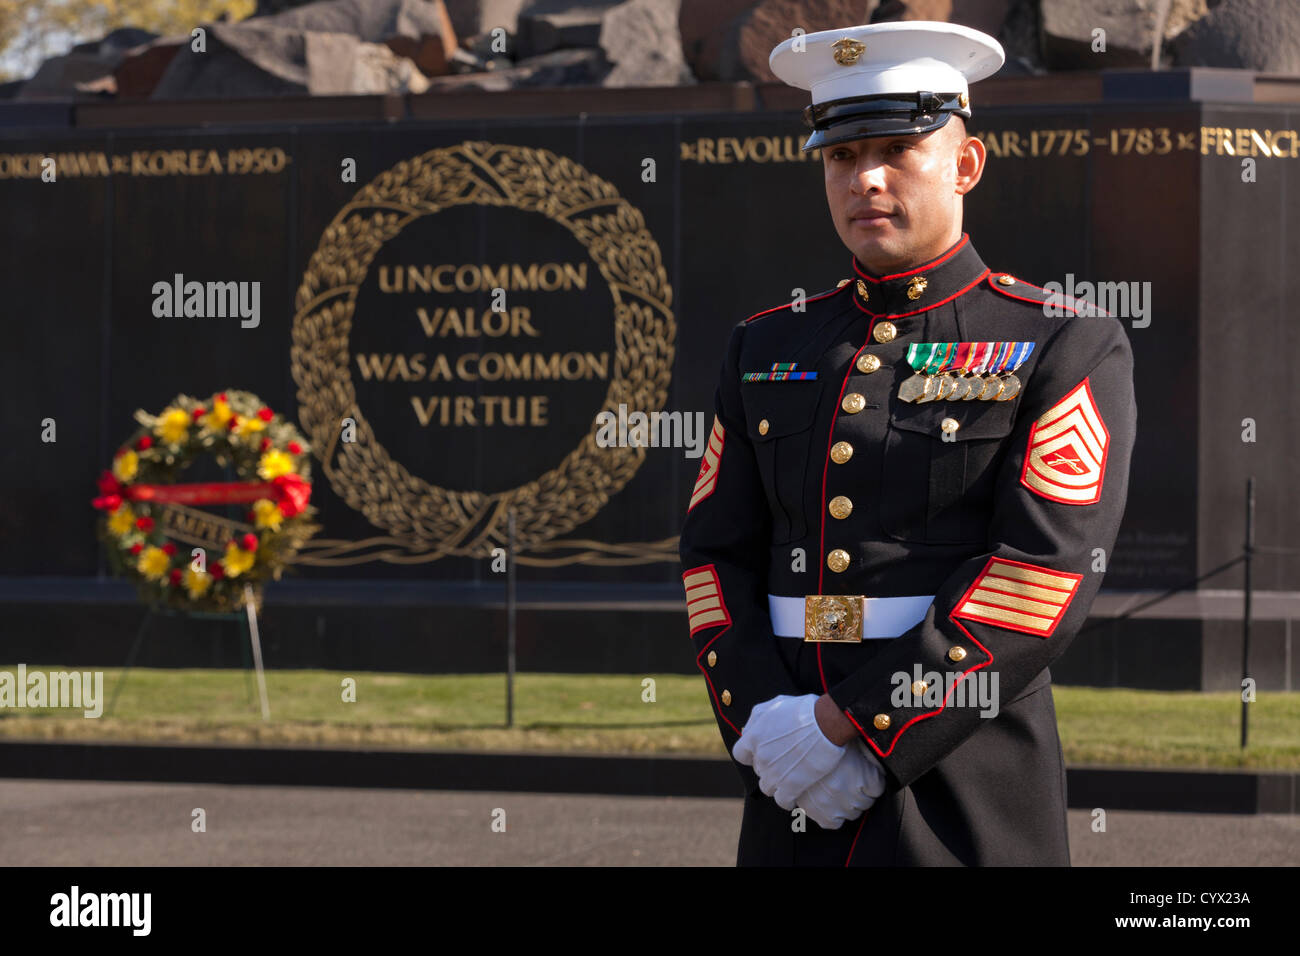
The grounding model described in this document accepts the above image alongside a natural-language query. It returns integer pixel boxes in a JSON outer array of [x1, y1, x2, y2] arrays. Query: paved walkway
[[0, 780, 1295, 866]]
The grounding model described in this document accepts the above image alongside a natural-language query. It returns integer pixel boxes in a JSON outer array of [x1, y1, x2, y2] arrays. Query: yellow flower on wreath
[[258, 448, 294, 480], [235, 416, 267, 442], [155, 406, 191, 445], [112, 449, 138, 483], [252, 498, 284, 531], [183, 567, 212, 599], [201, 395, 235, 434], [137, 546, 170, 580], [107, 503, 137, 537], [223, 540, 256, 578]]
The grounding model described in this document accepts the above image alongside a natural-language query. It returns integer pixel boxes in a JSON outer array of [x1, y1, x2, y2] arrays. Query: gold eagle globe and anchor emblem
[[804, 594, 865, 643], [290, 142, 677, 566], [832, 37, 867, 66]]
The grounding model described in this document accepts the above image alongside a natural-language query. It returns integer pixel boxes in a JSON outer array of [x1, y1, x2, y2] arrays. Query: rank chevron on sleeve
[[683, 565, 730, 635], [688, 417, 724, 511], [952, 557, 1082, 637], [1020, 378, 1109, 504]]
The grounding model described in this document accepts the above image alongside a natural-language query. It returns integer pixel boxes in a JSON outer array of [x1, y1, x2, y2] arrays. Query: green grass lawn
[[0, 667, 1295, 769]]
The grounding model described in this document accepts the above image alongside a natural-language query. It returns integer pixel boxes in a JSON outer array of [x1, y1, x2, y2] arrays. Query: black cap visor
[[801, 92, 969, 152]]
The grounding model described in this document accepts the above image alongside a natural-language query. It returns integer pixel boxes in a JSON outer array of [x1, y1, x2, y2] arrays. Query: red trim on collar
[[852, 268, 990, 319], [744, 284, 848, 324], [852, 233, 970, 283]]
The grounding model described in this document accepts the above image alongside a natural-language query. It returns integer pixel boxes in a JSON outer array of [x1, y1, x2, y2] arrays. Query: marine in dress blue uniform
[[678, 22, 1137, 866]]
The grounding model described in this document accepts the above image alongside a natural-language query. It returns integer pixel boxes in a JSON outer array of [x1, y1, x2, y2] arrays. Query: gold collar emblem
[[856, 279, 869, 302], [906, 275, 928, 301], [832, 37, 866, 66]]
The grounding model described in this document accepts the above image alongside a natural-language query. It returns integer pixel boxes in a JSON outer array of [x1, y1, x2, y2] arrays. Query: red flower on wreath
[[257, 407, 274, 422], [161, 542, 177, 556], [96, 471, 122, 496], [136, 516, 154, 532], [241, 533, 258, 552], [136, 436, 153, 451], [288, 441, 302, 455], [271, 473, 310, 517]]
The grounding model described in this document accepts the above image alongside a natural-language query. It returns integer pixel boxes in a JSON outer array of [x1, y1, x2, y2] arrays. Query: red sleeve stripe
[[682, 565, 730, 635], [952, 557, 1081, 637], [688, 417, 725, 511]]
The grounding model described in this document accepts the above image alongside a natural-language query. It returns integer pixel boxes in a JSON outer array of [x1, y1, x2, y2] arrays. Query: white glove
[[731, 695, 845, 811], [795, 740, 888, 830]]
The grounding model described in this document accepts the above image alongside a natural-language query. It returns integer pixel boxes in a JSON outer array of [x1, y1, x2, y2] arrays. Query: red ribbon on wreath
[[93, 473, 311, 517]]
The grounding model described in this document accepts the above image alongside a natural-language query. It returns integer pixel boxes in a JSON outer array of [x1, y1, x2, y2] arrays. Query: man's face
[[822, 117, 984, 274]]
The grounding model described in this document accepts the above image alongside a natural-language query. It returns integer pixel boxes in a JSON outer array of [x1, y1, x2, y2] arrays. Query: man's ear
[[955, 133, 986, 196]]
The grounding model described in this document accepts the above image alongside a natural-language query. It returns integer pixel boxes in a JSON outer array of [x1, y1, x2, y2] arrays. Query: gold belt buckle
[[804, 595, 865, 643]]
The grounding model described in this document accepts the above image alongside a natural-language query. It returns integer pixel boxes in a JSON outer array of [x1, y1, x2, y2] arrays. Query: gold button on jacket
[[829, 495, 853, 519], [826, 549, 850, 573], [872, 321, 897, 343], [841, 392, 865, 414], [856, 352, 881, 373]]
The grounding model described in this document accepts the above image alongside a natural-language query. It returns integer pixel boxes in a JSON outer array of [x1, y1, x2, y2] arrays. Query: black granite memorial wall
[[1, 73, 1295, 685]]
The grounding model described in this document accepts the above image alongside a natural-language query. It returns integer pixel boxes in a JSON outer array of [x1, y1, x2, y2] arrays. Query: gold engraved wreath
[[291, 141, 676, 559]]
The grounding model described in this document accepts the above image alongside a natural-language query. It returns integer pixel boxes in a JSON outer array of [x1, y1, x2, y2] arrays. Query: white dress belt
[[768, 594, 934, 640]]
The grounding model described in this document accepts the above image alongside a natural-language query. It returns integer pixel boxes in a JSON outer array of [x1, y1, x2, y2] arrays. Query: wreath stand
[[106, 583, 271, 720]]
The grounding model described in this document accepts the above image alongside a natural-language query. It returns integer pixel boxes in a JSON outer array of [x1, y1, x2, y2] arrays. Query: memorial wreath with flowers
[[91, 390, 320, 614]]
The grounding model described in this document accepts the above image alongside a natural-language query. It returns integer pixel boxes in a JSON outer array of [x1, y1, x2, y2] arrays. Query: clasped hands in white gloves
[[732, 694, 887, 829]]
